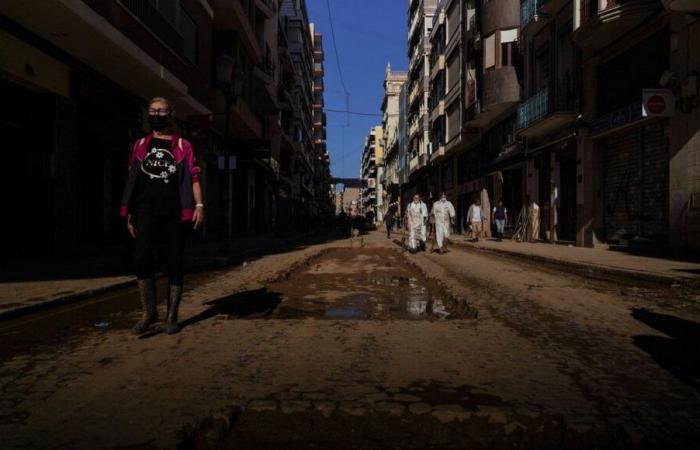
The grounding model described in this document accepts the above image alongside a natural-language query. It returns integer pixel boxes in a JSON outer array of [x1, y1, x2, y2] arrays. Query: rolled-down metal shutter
[[603, 122, 668, 243]]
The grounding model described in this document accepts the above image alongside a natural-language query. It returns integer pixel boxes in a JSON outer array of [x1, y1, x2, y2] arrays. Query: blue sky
[[307, 0, 408, 179]]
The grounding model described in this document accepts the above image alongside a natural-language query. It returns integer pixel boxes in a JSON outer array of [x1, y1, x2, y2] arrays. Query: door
[[0, 79, 55, 257]]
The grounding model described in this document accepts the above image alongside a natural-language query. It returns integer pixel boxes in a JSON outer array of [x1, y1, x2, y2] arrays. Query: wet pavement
[[0, 271, 221, 361], [1, 233, 700, 449], [266, 247, 476, 320]]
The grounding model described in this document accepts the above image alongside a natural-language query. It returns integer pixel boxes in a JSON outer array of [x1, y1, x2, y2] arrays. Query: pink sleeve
[[186, 141, 201, 183]]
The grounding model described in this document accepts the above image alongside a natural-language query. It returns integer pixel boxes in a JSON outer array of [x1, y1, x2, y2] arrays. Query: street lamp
[[214, 50, 244, 241]]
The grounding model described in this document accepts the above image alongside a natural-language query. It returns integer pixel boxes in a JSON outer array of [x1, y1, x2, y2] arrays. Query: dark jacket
[[120, 134, 201, 221]]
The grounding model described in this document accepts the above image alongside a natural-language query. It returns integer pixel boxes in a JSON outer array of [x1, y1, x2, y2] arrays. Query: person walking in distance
[[467, 199, 484, 242], [120, 97, 204, 335], [384, 209, 394, 239], [431, 192, 455, 253], [492, 200, 508, 241], [406, 194, 428, 252]]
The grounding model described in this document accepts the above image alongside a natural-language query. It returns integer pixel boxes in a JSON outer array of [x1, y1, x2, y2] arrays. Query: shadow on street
[[632, 308, 700, 392]]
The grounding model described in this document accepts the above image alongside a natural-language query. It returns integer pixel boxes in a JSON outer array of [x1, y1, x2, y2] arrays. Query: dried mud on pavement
[[1, 232, 700, 449]]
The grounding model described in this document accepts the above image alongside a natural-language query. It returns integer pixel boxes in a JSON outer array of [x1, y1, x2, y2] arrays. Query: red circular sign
[[646, 95, 666, 114]]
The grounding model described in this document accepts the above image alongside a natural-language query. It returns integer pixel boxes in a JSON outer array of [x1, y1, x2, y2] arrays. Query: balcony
[[409, 155, 419, 173], [540, 0, 571, 15], [517, 80, 580, 138], [409, 45, 425, 71], [121, 0, 184, 54], [662, 0, 700, 12], [430, 54, 445, 77], [480, 66, 520, 116], [484, 0, 520, 36], [430, 99, 445, 123], [212, 0, 262, 63], [573, 0, 662, 52], [314, 62, 324, 76], [409, 7, 423, 45], [1, 0, 212, 117]]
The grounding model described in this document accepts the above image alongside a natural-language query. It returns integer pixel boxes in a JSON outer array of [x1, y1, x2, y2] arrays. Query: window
[[484, 34, 496, 69], [501, 41, 517, 67]]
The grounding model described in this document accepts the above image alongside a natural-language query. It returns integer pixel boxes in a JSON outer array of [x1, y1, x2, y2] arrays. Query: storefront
[[600, 122, 669, 244]]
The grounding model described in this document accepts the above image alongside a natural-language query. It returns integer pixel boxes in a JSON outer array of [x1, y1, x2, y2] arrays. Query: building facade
[[406, 0, 439, 197], [387, 0, 700, 254], [380, 64, 408, 219], [360, 126, 383, 221], [1, 0, 332, 259]]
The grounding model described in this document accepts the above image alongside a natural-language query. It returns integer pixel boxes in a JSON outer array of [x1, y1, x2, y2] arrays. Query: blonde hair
[[148, 96, 173, 112]]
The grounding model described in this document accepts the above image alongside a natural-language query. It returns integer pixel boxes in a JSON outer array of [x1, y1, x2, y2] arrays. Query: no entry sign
[[643, 89, 674, 117]]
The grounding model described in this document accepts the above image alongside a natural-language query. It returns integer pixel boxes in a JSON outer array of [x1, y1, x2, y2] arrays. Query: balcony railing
[[121, 0, 184, 53], [409, 45, 423, 69], [518, 87, 548, 129], [517, 77, 581, 129], [520, 0, 541, 28]]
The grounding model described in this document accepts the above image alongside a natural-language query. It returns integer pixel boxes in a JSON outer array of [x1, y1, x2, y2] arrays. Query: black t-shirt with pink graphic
[[133, 137, 180, 217]]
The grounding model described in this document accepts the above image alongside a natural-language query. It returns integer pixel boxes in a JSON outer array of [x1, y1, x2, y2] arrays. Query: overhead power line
[[325, 0, 348, 94], [325, 0, 350, 127], [326, 108, 397, 117]]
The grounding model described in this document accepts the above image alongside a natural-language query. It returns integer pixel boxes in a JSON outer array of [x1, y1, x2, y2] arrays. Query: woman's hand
[[127, 214, 137, 239], [193, 206, 205, 230]]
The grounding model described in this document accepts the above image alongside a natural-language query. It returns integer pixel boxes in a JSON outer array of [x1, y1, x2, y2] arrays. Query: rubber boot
[[133, 279, 157, 334], [165, 285, 183, 335]]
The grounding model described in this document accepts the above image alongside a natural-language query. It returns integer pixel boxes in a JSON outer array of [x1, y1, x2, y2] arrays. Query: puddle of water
[[324, 307, 367, 319], [265, 248, 475, 321], [0, 270, 221, 362]]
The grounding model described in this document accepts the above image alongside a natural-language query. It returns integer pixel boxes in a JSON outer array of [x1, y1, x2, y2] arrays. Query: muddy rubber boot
[[133, 279, 157, 334], [165, 285, 183, 335]]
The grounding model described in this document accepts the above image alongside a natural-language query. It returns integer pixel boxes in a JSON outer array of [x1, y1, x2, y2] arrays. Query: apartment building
[[515, 0, 698, 252], [361, 126, 383, 221], [517, 0, 580, 243], [421, 0, 521, 231], [406, 0, 439, 194], [380, 64, 408, 218], [311, 26, 333, 222], [1, 0, 332, 258], [279, 0, 317, 229], [1, 0, 213, 256]]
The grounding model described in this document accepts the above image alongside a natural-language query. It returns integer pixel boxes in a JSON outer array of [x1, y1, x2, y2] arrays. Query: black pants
[[133, 213, 186, 286]]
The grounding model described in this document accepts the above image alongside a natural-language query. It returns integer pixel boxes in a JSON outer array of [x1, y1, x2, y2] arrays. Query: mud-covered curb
[[0, 234, 337, 322], [451, 240, 699, 289]]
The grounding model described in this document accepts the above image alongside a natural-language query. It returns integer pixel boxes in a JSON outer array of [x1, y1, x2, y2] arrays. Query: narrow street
[[1, 232, 699, 449]]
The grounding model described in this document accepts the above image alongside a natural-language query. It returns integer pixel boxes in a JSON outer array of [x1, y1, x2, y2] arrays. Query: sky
[[307, 0, 408, 179]]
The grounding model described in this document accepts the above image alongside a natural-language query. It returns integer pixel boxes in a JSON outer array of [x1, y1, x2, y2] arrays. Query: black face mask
[[147, 114, 170, 131]]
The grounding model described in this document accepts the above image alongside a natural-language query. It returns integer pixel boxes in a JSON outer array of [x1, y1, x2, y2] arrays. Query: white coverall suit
[[406, 201, 428, 250], [431, 199, 455, 250]]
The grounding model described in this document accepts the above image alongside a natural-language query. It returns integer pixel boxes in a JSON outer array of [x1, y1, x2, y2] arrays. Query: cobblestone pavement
[[1, 232, 699, 449]]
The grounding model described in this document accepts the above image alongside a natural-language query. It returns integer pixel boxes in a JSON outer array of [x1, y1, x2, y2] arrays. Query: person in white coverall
[[431, 192, 455, 253], [406, 194, 428, 252]]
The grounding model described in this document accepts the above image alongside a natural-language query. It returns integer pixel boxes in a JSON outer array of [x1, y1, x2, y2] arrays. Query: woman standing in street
[[120, 97, 204, 335]]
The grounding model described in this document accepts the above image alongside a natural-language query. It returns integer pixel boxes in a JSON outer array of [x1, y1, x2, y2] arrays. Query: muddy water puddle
[[262, 247, 475, 320], [0, 270, 221, 362]]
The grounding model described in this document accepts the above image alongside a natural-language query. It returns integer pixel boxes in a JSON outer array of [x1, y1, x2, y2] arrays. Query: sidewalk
[[455, 237, 700, 287], [0, 232, 334, 320]]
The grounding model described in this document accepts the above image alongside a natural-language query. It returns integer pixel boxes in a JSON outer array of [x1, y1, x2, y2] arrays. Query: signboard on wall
[[642, 89, 674, 117]]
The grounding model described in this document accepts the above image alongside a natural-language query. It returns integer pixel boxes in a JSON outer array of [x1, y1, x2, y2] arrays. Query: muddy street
[[1, 232, 700, 449]]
